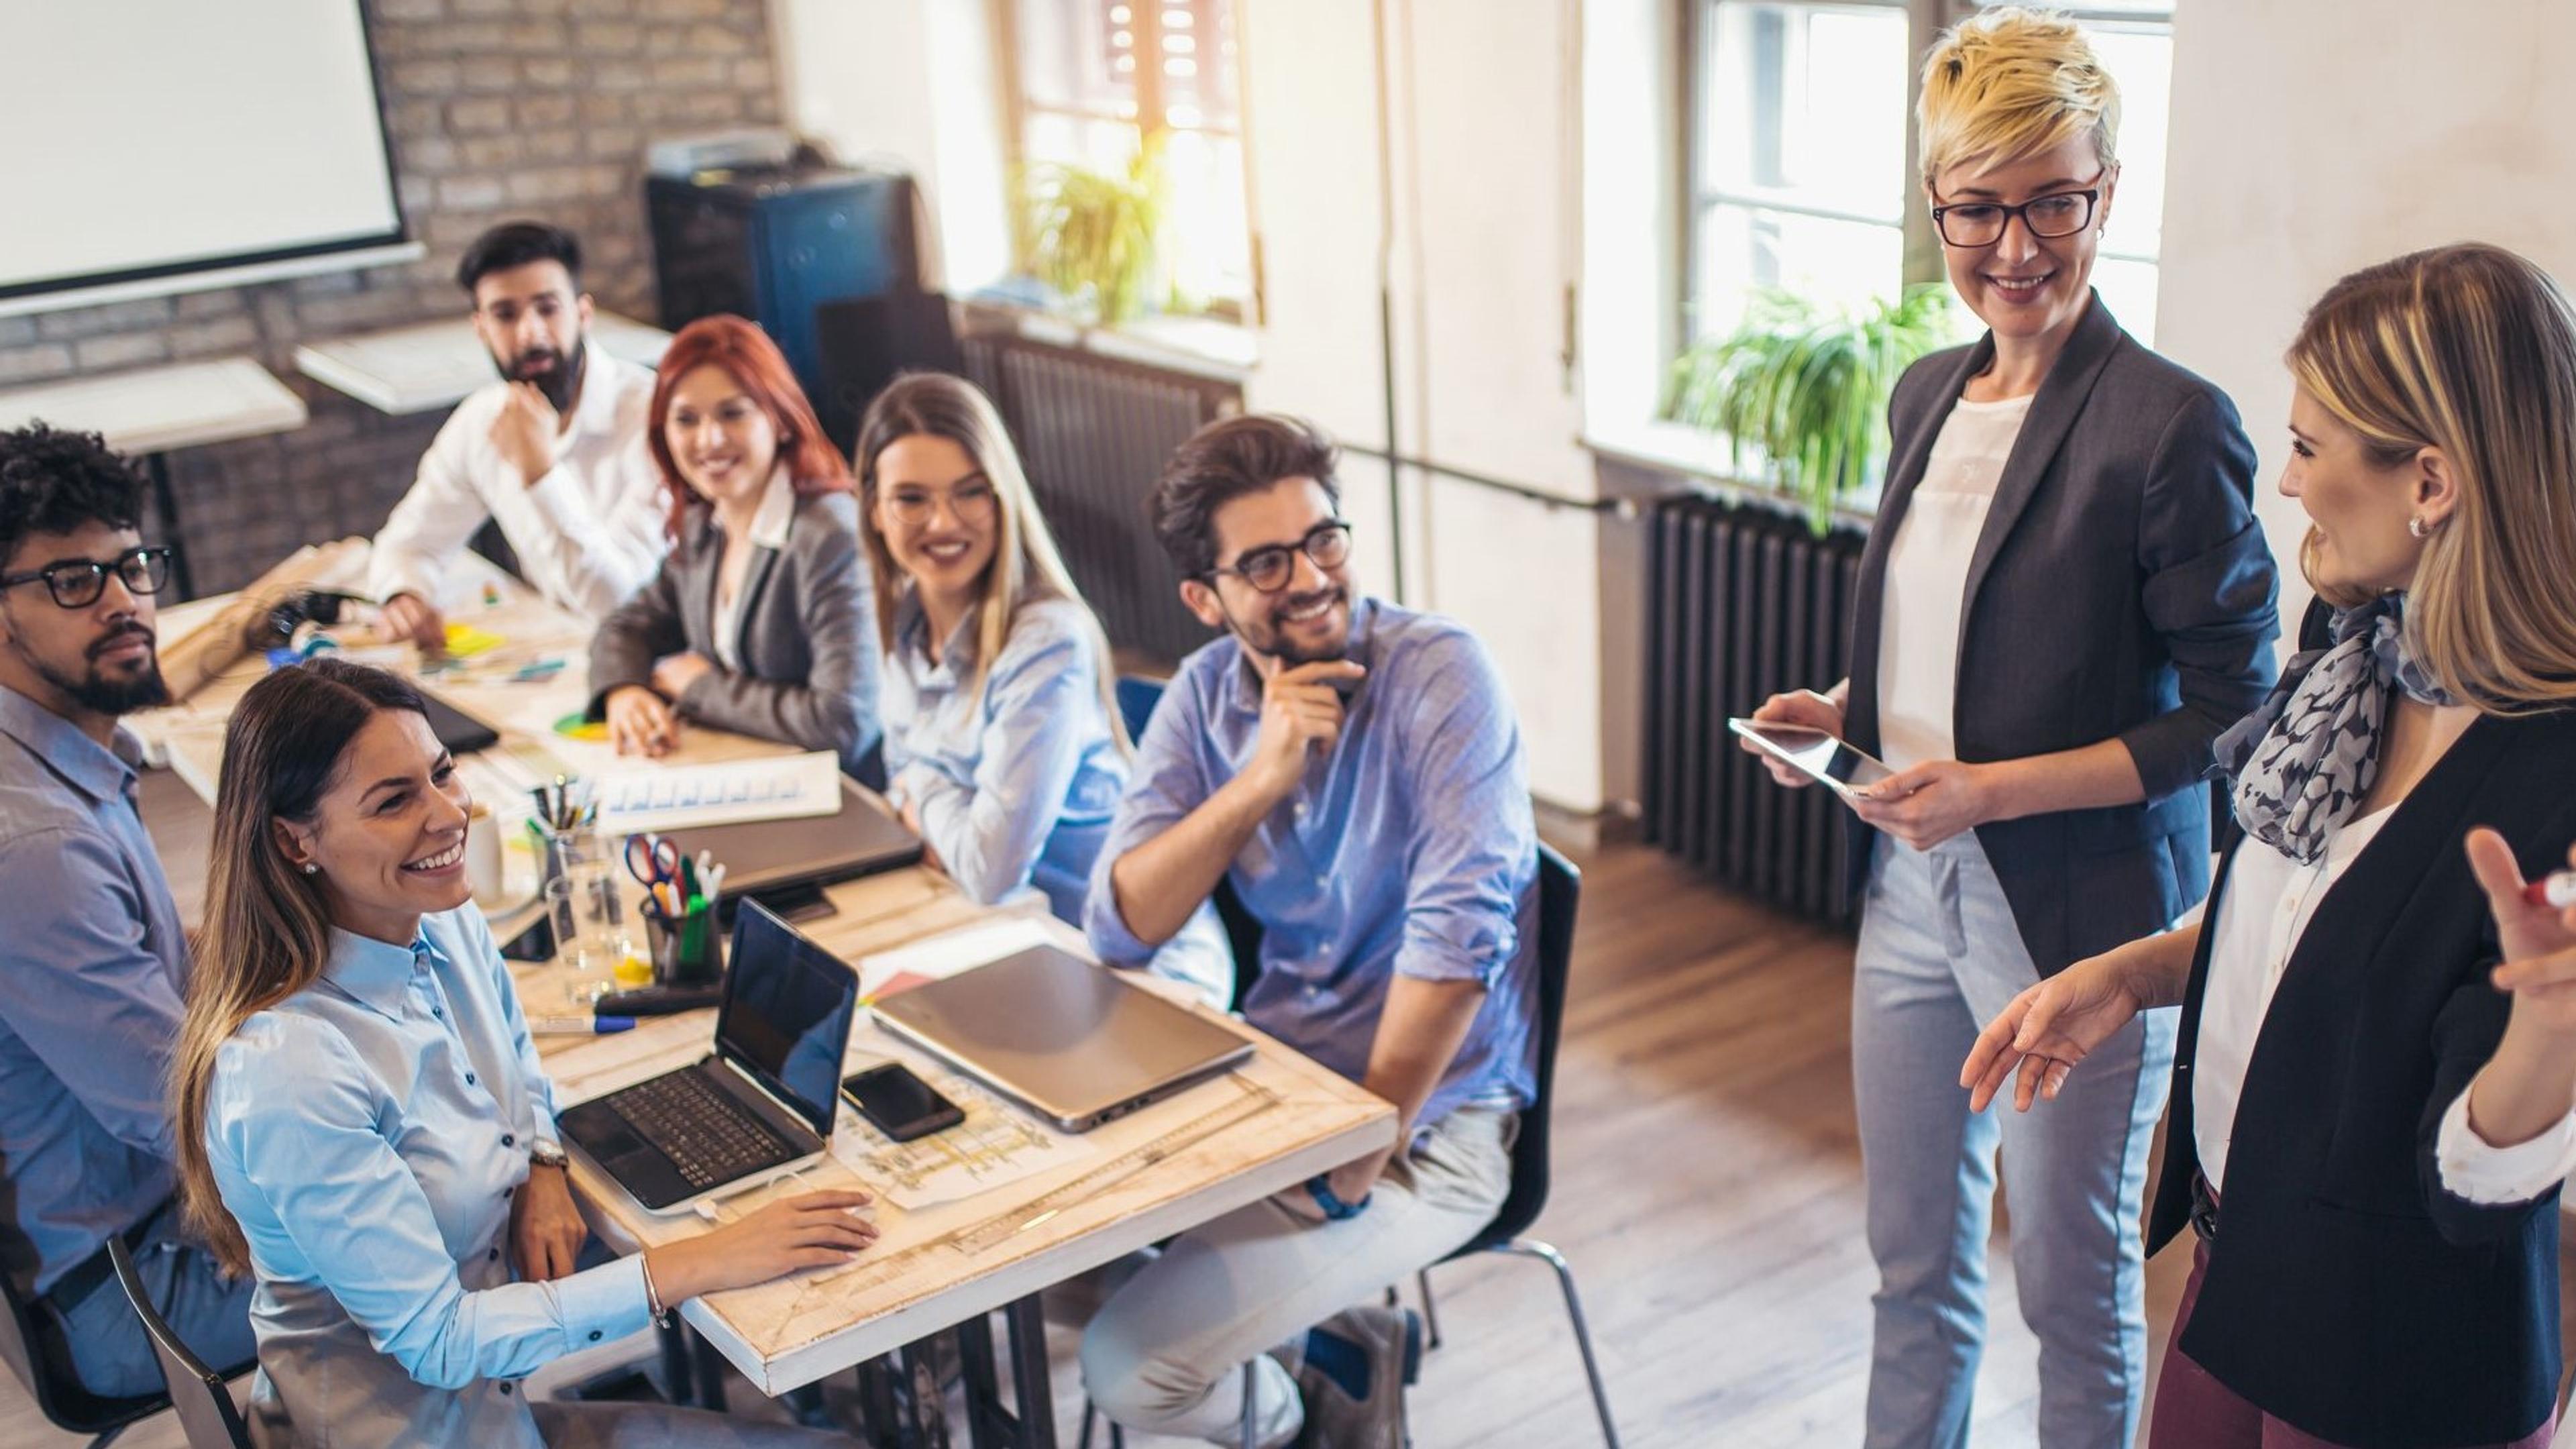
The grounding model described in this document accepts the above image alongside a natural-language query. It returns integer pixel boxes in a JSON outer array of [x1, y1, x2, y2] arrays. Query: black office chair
[[0, 1250, 168, 1447], [105, 1238, 252, 1449], [1409, 843, 1619, 1446]]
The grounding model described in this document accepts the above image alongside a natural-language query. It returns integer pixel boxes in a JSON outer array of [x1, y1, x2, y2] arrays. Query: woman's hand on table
[[605, 686, 680, 757], [511, 1163, 590, 1282], [649, 651, 716, 701], [645, 1190, 878, 1300]]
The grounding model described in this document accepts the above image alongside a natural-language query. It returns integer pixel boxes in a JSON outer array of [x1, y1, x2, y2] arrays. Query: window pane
[[1691, 203, 1904, 343], [2087, 24, 2169, 256], [1026, 111, 1146, 176], [1157, 0, 1239, 130], [1698, 1, 1908, 222], [1162, 128, 1251, 303], [2090, 256, 2158, 346], [1016, 0, 1140, 119]]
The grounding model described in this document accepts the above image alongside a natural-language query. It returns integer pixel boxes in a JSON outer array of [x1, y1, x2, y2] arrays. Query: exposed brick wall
[[0, 0, 785, 596]]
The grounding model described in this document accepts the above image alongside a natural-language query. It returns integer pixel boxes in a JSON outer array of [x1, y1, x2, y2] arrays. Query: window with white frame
[[1006, 0, 1254, 314], [1685, 0, 2173, 346]]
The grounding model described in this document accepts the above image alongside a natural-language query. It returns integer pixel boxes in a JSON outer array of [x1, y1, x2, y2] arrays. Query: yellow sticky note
[[443, 623, 506, 657]]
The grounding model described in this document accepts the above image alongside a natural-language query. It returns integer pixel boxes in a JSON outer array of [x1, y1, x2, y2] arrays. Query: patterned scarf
[[2212, 594, 2457, 864]]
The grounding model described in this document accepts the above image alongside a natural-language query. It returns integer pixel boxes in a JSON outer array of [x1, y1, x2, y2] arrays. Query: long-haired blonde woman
[[1743, 9, 2280, 1442], [855, 373, 1227, 1002], [1966, 243, 2576, 1447], [172, 658, 870, 1447]]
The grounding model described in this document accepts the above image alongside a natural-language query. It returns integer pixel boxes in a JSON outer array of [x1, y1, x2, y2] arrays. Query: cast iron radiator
[[961, 333, 1240, 669], [1642, 494, 1869, 925]]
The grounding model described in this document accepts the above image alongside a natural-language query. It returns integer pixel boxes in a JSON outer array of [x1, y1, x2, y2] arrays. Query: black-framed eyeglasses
[[1206, 521, 1354, 594], [0, 546, 174, 609], [1929, 175, 2105, 248]]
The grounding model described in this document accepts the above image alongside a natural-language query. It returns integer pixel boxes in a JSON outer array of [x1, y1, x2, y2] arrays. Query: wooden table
[[133, 561, 1396, 1444]]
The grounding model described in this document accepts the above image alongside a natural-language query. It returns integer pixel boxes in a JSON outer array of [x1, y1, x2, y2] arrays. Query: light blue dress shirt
[[207, 908, 649, 1448], [884, 591, 1230, 1004], [0, 684, 190, 1297], [1085, 598, 1541, 1130]]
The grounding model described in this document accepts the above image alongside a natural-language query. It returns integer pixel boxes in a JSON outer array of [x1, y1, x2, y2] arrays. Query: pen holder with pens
[[645, 906, 724, 987]]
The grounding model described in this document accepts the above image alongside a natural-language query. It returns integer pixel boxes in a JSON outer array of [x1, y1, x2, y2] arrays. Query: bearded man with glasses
[[0, 423, 254, 1398], [1078, 414, 1540, 1449]]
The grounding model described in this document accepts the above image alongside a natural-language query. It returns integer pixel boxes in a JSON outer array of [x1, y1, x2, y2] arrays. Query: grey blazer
[[1842, 294, 2281, 977], [588, 489, 884, 783]]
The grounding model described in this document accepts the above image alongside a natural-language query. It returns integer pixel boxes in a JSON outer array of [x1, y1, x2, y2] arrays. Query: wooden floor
[[4, 775, 2568, 1446]]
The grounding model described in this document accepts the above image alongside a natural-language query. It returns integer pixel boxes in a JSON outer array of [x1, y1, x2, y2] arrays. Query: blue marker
[[526, 1015, 637, 1036]]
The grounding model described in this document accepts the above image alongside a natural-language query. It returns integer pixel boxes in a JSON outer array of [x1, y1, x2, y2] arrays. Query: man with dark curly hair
[[0, 422, 253, 1395]]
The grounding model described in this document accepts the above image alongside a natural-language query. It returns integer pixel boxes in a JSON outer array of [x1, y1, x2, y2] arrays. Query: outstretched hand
[[1960, 953, 2146, 1113]]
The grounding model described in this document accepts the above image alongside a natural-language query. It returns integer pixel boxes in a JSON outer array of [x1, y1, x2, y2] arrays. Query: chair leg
[[1493, 1240, 1620, 1449], [1238, 1358, 1258, 1449], [1415, 1269, 1442, 1351], [87, 1429, 125, 1449]]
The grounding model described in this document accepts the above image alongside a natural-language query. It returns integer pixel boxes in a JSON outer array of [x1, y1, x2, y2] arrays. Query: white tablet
[[1728, 717, 1898, 804]]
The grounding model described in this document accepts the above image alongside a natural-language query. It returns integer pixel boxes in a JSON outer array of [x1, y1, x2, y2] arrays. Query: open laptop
[[558, 902, 858, 1214], [658, 775, 923, 912], [872, 945, 1255, 1132]]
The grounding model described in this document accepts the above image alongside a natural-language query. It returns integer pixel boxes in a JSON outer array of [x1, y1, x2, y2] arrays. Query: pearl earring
[[300, 862, 319, 875], [2408, 517, 2432, 539]]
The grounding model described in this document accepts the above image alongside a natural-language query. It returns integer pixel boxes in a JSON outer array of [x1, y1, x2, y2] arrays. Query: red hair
[[647, 315, 851, 537]]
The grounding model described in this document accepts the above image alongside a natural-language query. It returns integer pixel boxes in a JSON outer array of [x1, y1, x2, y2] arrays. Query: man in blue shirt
[[0, 423, 254, 1395], [1081, 415, 1539, 1448]]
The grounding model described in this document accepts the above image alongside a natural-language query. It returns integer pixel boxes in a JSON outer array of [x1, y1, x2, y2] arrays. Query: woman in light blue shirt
[[168, 659, 867, 1448], [855, 374, 1227, 1004]]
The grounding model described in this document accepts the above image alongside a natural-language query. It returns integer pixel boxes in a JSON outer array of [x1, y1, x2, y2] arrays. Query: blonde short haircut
[[1917, 7, 2121, 189], [2288, 244, 2576, 713]]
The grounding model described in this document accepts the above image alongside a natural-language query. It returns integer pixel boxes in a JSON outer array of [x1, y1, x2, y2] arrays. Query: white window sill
[[960, 299, 1258, 383]]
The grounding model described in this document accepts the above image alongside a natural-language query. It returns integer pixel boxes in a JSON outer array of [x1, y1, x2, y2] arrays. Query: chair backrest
[[109, 1238, 251, 1449], [0, 1248, 166, 1435], [1114, 674, 1166, 745], [1462, 842, 1579, 1252]]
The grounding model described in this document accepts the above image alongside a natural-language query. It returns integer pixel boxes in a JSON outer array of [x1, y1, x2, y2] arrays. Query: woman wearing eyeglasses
[[855, 374, 1228, 1003], [588, 316, 884, 782], [1743, 9, 2279, 1444]]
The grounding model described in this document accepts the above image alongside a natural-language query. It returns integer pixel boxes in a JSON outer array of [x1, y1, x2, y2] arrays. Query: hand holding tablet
[[1728, 717, 1900, 805]]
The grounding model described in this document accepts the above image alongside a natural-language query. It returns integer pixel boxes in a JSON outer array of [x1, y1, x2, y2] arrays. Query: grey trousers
[[47, 1198, 256, 1399], [1079, 1105, 1515, 1448], [1852, 834, 2175, 1449]]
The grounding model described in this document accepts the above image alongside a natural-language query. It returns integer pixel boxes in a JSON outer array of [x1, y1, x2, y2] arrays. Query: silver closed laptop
[[871, 946, 1254, 1132]]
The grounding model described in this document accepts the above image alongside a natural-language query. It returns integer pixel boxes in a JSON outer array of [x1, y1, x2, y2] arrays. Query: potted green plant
[[1666, 284, 1960, 533], [1014, 138, 1171, 327]]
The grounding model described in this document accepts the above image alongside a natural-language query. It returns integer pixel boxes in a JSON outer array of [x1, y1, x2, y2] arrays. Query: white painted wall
[[1239, 0, 1608, 811], [2155, 0, 2576, 634]]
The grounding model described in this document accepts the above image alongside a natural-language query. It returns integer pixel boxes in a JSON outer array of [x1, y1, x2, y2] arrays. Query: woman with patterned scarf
[[1962, 242, 2576, 1449]]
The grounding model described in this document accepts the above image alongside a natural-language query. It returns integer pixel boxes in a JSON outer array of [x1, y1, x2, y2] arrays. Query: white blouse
[[1875, 393, 2033, 771], [710, 465, 797, 674], [2195, 814, 2576, 1203]]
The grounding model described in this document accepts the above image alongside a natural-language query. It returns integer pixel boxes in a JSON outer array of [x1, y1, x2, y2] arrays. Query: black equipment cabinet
[[644, 167, 918, 405]]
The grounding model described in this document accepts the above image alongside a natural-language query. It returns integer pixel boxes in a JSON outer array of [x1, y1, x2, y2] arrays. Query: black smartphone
[[841, 1062, 965, 1142]]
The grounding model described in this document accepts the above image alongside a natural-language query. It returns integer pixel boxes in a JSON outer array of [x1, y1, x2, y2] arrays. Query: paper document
[[827, 1043, 1101, 1210], [593, 751, 844, 834]]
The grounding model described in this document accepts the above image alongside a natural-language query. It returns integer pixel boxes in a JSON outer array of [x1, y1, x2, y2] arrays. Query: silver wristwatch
[[528, 1138, 570, 1171]]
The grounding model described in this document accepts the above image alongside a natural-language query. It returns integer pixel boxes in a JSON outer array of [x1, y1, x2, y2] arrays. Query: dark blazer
[[588, 489, 884, 782], [1843, 294, 2280, 976], [2145, 602, 2573, 1446]]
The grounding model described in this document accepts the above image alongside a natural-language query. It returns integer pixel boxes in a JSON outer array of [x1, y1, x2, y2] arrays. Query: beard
[[495, 329, 587, 413], [1226, 583, 1350, 667], [16, 621, 169, 716]]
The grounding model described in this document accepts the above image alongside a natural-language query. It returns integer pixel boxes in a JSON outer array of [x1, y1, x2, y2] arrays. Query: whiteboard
[[0, 0, 405, 303]]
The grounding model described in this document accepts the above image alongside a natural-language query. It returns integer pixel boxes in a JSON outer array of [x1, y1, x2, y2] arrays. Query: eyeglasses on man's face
[[1207, 521, 1354, 594], [1929, 176, 2106, 248], [0, 546, 174, 610]]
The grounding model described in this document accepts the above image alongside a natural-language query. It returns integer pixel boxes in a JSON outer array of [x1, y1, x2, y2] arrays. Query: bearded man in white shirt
[[368, 221, 667, 643]]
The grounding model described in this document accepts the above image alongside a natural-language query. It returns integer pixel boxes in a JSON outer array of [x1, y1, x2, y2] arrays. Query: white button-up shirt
[[367, 340, 668, 623]]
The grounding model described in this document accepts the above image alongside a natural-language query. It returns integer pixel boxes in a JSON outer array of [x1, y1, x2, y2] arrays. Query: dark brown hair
[[1149, 414, 1341, 580]]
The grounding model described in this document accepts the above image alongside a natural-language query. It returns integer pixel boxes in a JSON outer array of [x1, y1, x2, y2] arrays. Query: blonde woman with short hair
[[1745, 8, 2282, 1443], [1966, 244, 2576, 1448], [856, 373, 1228, 1004]]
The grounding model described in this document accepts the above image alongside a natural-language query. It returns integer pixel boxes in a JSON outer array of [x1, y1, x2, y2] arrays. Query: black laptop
[[558, 902, 857, 1214]]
